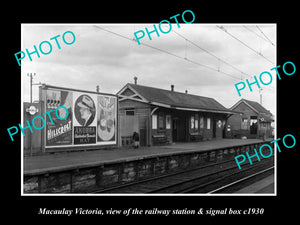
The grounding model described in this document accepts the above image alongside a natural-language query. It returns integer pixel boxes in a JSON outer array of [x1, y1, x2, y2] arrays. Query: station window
[[200, 116, 204, 129], [125, 109, 135, 116], [166, 115, 171, 129], [152, 114, 157, 129], [158, 114, 164, 130], [241, 118, 248, 130], [250, 116, 258, 125], [190, 116, 195, 129], [222, 120, 226, 127], [207, 117, 211, 129], [190, 114, 199, 132], [195, 114, 199, 131]]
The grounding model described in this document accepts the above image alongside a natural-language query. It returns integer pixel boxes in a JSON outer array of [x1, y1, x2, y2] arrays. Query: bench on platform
[[152, 134, 168, 145], [189, 132, 203, 141], [121, 136, 133, 146]]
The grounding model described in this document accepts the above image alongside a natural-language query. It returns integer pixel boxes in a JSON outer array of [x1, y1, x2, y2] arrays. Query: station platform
[[24, 138, 271, 176]]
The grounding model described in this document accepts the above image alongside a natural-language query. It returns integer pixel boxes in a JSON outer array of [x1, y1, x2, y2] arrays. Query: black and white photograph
[[21, 23, 276, 195], [4, 4, 298, 221]]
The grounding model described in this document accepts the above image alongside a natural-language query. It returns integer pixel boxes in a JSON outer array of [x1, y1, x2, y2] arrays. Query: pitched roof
[[230, 98, 274, 122], [243, 99, 272, 114], [123, 83, 234, 114], [231, 98, 271, 114]]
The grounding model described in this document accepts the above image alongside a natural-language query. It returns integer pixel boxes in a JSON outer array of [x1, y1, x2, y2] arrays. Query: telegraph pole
[[27, 73, 36, 103], [27, 73, 41, 103], [259, 88, 263, 105], [26, 73, 41, 156], [26, 73, 35, 156]]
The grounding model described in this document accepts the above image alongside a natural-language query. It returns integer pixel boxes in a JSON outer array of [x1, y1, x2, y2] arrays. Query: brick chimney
[[134, 76, 138, 85], [185, 90, 188, 94], [171, 84, 174, 92]]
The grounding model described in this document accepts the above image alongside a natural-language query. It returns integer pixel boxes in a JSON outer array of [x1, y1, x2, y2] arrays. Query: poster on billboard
[[45, 89, 73, 146], [73, 92, 97, 145], [43, 85, 117, 148], [97, 95, 117, 143]]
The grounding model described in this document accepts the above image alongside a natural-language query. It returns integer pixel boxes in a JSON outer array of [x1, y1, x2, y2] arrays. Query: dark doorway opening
[[172, 115, 187, 142], [250, 116, 258, 135], [213, 119, 216, 138], [172, 118, 178, 142]]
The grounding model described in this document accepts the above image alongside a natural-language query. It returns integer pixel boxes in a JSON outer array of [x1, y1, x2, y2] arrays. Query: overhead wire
[[216, 25, 275, 65], [93, 25, 275, 92], [169, 27, 275, 92], [93, 25, 240, 80], [242, 25, 273, 46], [170, 29, 252, 79], [255, 26, 275, 46]]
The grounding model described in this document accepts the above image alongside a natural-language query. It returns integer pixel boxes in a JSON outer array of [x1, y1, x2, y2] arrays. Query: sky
[[21, 23, 276, 115]]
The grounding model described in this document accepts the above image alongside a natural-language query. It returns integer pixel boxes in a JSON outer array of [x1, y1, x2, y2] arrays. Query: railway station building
[[117, 80, 235, 147], [226, 99, 274, 139]]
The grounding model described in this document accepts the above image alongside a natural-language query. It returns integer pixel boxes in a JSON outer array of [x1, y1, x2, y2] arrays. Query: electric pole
[[259, 88, 263, 105], [27, 73, 35, 103], [27, 73, 41, 103]]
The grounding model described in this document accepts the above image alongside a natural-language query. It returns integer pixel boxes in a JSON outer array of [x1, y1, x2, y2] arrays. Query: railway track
[[179, 163, 274, 193], [208, 166, 274, 194], [92, 156, 274, 194]]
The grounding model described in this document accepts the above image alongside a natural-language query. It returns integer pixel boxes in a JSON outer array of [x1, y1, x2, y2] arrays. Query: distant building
[[226, 99, 274, 139], [117, 80, 235, 147]]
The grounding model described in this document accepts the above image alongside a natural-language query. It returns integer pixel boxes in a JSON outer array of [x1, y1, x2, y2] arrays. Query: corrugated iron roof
[[230, 98, 274, 122], [241, 99, 272, 114], [127, 83, 233, 113]]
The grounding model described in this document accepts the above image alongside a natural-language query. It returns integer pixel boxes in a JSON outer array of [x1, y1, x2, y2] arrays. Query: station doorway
[[172, 115, 187, 142], [213, 119, 217, 138], [250, 116, 258, 135]]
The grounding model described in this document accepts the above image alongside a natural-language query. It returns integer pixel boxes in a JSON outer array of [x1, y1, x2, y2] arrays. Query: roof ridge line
[[128, 83, 216, 100]]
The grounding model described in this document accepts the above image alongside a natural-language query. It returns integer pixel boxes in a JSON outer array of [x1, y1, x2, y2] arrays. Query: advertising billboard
[[41, 85, 117, 148]]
